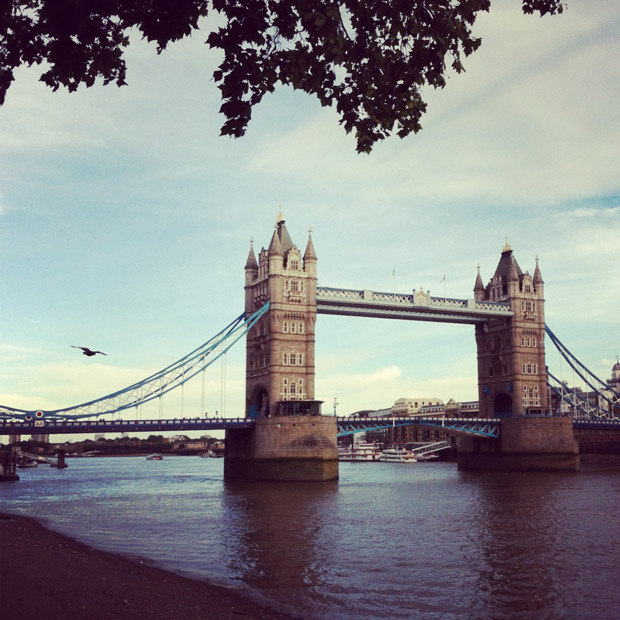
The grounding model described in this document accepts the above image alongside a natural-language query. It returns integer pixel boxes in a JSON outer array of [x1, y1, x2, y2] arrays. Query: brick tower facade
[[244, 211, 320, 418], [474, 243, 548, 418]]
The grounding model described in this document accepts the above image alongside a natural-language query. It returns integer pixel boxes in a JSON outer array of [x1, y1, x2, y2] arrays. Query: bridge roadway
[[1, 415, 617, 437]]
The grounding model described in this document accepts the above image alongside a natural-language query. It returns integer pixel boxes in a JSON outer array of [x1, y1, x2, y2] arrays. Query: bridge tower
[[224, 211, 338, 481], [244, 211, 319, 418], [474, 242, 548, 418], [459, 242, 579, 471]]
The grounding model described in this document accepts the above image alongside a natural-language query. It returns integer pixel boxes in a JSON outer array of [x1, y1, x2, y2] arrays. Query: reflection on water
[[464, 473, 563, 620], [2, 458, 619, 619], [222, 480, 339, 615], [461, 471, 620, 620]]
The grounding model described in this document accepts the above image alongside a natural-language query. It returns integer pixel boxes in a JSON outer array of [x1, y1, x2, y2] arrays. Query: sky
[[1, 1, 619, 440]]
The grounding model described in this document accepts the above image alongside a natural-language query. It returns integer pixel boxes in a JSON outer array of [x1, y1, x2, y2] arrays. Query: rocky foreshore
[[0, 512, 300, 620]]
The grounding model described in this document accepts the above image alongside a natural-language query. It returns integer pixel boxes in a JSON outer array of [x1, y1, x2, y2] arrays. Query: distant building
[[603, 360, 620, 417], [391, 397, 443, 416], [358, 397, 479, 446], [549, 360, 620, 418], [609, 360, 620, 392]]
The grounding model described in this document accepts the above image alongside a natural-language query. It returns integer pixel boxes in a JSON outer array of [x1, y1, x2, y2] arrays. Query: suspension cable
[[1, 303, 269, 420]]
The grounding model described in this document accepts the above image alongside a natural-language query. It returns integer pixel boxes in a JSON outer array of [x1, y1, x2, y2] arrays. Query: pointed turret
[[493, 242, 523, 281], [245, 238, 258, 286], [303, 228, 317, 276], [245, 238, 258, 271], [304, 229, 317, 261], [533, 256, 543, 285], [474, 264, 484, 301], [277, 220, 294, 255], [268, 227, 283, 257], [508, 256, 521, 282]]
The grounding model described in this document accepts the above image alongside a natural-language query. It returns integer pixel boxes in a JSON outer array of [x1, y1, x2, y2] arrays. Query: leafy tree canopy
[[0, 0, 564, 152]]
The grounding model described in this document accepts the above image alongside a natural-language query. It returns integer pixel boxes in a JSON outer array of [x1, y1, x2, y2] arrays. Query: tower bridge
[[3, 212, 618, 480]]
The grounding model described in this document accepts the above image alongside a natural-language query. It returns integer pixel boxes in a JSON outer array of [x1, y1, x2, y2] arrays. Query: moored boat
[[17, 459, 38, 469], [377, 448, 417, 463], [338, 442, 381, 462], [415, 453, 439, 462]]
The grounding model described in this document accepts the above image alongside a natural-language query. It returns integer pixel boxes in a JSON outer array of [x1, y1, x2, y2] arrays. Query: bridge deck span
[[2, 416, 617, 437], [316, 286, 514, 324], [0, 418, 254, 436]]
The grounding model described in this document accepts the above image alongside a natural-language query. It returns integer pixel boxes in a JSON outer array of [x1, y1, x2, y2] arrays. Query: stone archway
[[493, 393, 513, 417], [248, 385, 269, 419]]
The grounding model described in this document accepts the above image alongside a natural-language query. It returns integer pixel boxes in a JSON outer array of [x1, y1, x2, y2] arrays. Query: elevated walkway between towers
[[316, 286, 513, 324]]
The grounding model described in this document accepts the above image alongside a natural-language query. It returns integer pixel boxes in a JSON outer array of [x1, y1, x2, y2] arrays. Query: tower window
[[290, 259, 299, 270]]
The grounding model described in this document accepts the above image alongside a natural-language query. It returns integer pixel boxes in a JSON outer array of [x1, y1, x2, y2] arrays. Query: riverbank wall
[[573, 427, 620, 454]]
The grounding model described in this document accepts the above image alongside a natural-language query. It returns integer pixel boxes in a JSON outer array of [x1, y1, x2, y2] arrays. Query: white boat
[[378, 448, 417, 463], [146, 453, 163, 460], [18, 459, 38, 469], [415, 453, 439, 462], [338, 442, 381, 462]]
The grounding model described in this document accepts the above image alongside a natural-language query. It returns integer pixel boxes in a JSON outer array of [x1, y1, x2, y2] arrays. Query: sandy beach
[[0, 512, 300, 620]]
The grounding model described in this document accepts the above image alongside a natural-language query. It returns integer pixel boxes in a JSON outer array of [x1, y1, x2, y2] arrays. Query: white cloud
[[566, 206, 620, 218]]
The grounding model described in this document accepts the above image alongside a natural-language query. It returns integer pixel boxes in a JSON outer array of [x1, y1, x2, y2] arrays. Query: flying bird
[[71, 346, 107, 357]]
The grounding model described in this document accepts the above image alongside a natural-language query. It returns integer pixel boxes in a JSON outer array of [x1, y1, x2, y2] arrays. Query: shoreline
[[0, 511, 300, 620]]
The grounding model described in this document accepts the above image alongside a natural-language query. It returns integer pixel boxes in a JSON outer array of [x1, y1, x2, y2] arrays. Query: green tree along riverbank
[[8, 434, 224, 457]]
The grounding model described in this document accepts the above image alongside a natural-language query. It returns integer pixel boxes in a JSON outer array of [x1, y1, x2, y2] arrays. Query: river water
[[2, 457, 619, 620]]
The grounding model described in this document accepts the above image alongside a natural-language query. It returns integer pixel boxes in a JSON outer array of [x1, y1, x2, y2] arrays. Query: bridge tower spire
[[474, 243, 548, 417]]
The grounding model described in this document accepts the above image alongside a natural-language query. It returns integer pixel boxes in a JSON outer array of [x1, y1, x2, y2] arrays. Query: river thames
[[2, 456, 619, 619]]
